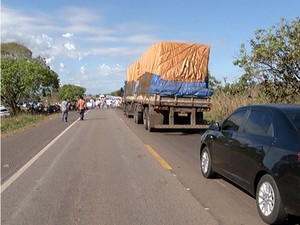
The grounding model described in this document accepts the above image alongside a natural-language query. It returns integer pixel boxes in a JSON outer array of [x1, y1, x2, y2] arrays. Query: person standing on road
[[60, 98, 70, 122], [77, 96, 86, 120]]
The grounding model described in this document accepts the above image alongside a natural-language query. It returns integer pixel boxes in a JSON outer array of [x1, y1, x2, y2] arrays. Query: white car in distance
[[0, 105, 11, 117]]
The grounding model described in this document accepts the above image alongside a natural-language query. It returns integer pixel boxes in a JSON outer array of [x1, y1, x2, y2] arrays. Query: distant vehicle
[[0, 105, 10, 117], [199, 104, 300, 224], [47, 105, 59, 113]]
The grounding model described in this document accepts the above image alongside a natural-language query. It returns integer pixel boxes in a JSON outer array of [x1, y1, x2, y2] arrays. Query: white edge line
[[1, 118, 79, 193]]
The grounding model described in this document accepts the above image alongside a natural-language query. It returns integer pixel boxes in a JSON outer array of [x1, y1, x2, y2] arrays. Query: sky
[[1, 0, 299, 95]]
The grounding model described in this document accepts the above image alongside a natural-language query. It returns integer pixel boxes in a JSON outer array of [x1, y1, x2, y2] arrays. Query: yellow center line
[[145, 144, 172, 170]]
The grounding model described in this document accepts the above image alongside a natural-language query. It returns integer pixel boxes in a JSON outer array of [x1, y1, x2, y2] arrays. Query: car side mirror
[[209, 122, 220, 131]]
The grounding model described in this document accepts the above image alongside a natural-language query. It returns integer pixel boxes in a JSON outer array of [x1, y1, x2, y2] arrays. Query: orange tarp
[[127, 41, 210, 82], [126, 61, 140, 82]]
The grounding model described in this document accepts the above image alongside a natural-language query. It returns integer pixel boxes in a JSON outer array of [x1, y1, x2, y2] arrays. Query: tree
[[1, 42, 32, 60], [207, 71, 222, 91], [1, 42, 60, 115], [58, 84, 86, 101], [110, 87, 124, 97], [233, 17, 300, 103], [219, 73, 257, 96]]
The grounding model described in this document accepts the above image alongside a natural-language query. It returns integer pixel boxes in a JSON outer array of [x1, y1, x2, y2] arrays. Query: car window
[[222, 110, 247, 132], [286, 112, 300, 132], [243, 110, 274, 137]]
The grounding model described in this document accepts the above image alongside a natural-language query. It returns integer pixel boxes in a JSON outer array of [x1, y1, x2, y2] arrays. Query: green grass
[[1, 113, 58, 135]]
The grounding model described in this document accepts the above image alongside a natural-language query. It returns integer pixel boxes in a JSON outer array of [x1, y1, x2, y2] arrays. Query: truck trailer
[[123, 42, 213, 131]]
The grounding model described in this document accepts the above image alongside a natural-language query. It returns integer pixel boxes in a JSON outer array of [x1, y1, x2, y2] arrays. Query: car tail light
[[298, 152, 300, 162]]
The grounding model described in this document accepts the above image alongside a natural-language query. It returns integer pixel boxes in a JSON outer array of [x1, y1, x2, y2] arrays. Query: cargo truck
[[123, 42, 213, 131]]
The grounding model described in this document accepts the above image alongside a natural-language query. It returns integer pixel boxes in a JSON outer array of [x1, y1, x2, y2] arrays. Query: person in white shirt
[[60, 99, 69, 122]]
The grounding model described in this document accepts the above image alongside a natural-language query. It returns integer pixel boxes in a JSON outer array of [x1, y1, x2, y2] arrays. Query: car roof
[[237, 104, 300, 112]]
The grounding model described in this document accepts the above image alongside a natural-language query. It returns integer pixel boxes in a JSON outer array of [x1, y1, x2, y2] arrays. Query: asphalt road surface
[[1, 109, 217, 225], [1, 108, 299, 225]]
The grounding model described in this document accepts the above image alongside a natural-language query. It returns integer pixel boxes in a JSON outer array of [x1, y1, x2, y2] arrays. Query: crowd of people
[[59, 96, 123, 122], [86, 96, 123, 109], [16, 96, 123, 118]]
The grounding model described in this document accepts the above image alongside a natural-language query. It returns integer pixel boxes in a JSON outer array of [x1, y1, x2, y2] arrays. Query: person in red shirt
[[77, 96, 86, 120]]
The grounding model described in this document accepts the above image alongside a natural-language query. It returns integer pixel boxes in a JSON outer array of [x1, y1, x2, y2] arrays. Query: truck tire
[[125, 105, 129, 118], [135, 112, 143, 124], [147, 107, 155, 132], [134, 111, 138, 123], [196, 112, 204, 124], [139, 112, 143, 124], [147, 116, 153, 132], [143, 108, 149, 130]]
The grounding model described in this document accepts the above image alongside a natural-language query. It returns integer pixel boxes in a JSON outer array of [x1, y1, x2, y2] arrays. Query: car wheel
[[256, 174, 287, 224], [200, 146, 215, 178]]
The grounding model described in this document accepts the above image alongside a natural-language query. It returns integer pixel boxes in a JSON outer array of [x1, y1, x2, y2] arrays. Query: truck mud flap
[[148, 108, 164, 132]]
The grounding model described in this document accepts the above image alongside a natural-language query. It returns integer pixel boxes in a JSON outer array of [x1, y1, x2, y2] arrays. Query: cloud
[[62, 33, 74, 38], [2, 5, 157, 55], [64, 42, 76, 51], [80, 65, 86, 75], [1, 5, 159, 94], [59, 62, 69, 75], [62, 6, 102, 25], [126, 34, 159, 45], [98, 64, 124, 77], [45, 56, 54, 65]]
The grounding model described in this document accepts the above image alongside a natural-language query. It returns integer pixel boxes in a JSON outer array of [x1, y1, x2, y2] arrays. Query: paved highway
[[1, 109, 216, 225], [1, 108, 299, 225]]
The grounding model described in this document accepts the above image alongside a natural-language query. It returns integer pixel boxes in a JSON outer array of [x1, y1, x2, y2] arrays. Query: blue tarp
[[148, 75, 213, 97]]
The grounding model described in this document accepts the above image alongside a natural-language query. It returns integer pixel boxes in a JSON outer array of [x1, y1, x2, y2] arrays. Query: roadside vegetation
[[206, 17, 300, 122], [1, 113, 58, 136]]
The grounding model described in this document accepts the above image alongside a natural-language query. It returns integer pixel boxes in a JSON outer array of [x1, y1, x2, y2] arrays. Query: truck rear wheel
[[147, 116, 152, 132], [135, 112, 143, 124], [134, 114, 137, 123], [147, 107, 156, 132], [143, 108, 149, 130], [125, 105, 129, 118], [196, 112, 204, 124]]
